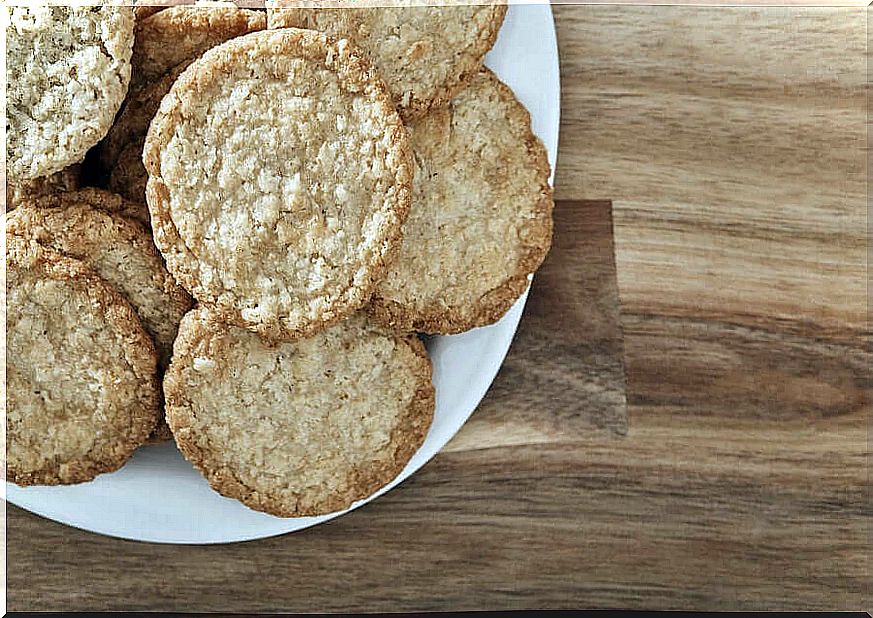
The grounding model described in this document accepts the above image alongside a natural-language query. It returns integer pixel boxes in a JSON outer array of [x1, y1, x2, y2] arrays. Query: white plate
[[4, 2, 561, 544]]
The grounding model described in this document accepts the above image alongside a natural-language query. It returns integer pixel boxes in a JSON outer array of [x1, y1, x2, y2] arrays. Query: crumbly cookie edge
[[370, 68, 554, 335], [164, 310, 435, 517], [143, 28, 413, 341], [6, 240, 160, 486]]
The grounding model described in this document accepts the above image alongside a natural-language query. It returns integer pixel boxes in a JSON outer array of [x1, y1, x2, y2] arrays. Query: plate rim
[[4, 2, 562, 544]]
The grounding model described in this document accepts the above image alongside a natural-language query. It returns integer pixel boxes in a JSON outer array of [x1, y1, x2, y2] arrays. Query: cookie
[[6, 165, 80, 212], [266, 1, 506, 120], [131, 3, 266, 92], [6, 193, 192, 369], [164, 308, 435, 517], [370, 69, 554, 334], [8, 193, 192, 442], [108, 139, 149, 204], [133, 0, 191, 21], [144, 29, 412, 340], [101, 65, 186, 172], [6, 5, 134, 182], [135, 6, 167, 21], [19, 185, 151, 233], [6, 236, 160, 486]]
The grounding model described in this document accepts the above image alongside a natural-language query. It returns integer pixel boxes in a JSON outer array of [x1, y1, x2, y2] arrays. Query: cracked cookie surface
[[6, 236, 159, 485], [6, 5, 134, 181], [267, 1, 506, 120], [144, 28, 412, 340], [165, 309, 435, 517], [370, 69, 554, 334]]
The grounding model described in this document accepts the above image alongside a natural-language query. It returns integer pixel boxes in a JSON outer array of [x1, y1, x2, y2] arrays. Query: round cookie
[[8, 194, 192, 443], [6, 5, 134, 182], [6, 195, 193, 370], [144, 29, 413, 340], [131, 4, 266, 92], [266, 1, 506, 120], [164, 308, 435, 517], [6, 236, 160, 486], [370, 69, 554, 334], [6, 165, 80, 212]]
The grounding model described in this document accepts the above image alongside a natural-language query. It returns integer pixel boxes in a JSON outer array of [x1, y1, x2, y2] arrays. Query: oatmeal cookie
[[6, 5, 134, 181], [144, 29, 412, 340], [164, 308, 435, 517], [6, 236, 159, 485], [131, 3, 265, 92], [370, 69, 554, 334]]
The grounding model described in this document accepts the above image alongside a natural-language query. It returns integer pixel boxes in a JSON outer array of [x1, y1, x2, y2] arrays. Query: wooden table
[[6, 5, 869, 611]]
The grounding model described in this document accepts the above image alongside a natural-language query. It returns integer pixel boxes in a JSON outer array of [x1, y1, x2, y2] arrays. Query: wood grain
[[552, 4, 870, 609], [556, 6, 867, 343], [6, 5, 871, 612], [449, 200, 628, 451], [5, 199, 628, 612], [5, 396, 867, 611]]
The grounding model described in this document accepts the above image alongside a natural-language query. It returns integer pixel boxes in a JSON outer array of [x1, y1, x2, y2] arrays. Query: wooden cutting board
[[6, 5, 869, 611]]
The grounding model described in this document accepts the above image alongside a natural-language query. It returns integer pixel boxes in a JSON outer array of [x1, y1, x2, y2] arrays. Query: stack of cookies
[[5, 1, 554, 518]]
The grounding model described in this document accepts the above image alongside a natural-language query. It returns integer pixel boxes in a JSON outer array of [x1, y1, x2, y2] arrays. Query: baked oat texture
[[144, 28, 413, 340], [131, 4, 265, 92], [5, 165, 80, 212], [370, 69, 554, 334], [18, 184, 152, 234], [134, 6, 167, 21], [6, 5, 134, 181], [6, 235, 160, 486], [266, 1, 506, 120], [164, 308, 435, 517], [6, 194, 193, 369]]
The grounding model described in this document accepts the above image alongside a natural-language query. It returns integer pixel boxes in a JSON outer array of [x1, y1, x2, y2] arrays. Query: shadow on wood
[[447, 200, 628, 452]]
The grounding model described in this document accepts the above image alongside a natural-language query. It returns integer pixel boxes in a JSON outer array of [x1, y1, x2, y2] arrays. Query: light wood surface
[[555, 4, 869, 609], [6, 5, 870, 611]]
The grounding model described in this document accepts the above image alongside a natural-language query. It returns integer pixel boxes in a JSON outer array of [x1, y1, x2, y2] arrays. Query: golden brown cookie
[[131, 3, 265, 92], [164, 308, 435, 517], [370, 69, 554, 334], [6, 236, 160, 486], [17, 185, 151, 234], [6, 6, 134, 181], [7, 194, 193, 442], [144, 29, 412, 340], [266, 0, 506, 120], [5, 165, 80, 212], [6, 196, 192, 369]]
